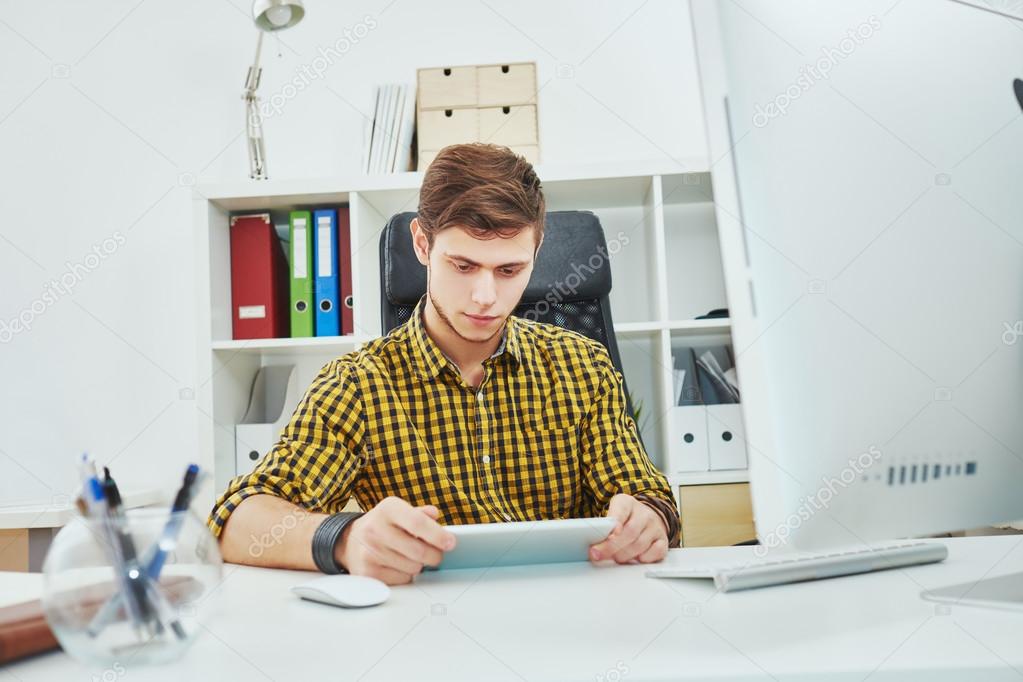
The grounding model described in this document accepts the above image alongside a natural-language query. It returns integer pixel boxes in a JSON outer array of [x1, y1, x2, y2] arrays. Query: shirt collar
[[407, 296, 522, 380]]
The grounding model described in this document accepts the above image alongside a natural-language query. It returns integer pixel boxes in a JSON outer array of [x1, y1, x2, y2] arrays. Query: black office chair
[[378, 210, 641, 425]]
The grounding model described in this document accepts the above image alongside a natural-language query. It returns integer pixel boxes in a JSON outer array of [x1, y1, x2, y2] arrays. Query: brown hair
[[417, 143, 545, 247]]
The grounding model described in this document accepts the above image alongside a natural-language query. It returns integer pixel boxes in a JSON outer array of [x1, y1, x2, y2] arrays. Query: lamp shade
[[252, 0, 304, 31]]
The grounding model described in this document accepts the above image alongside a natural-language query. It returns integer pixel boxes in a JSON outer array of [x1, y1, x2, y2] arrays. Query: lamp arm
[[244, 31, 268, 179]]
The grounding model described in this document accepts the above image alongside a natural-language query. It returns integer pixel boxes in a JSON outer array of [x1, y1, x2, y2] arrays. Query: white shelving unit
[[192, 159, 743, 512]]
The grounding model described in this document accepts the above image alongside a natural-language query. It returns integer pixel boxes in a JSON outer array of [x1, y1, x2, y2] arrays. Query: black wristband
[[311, 512, 364, 574]]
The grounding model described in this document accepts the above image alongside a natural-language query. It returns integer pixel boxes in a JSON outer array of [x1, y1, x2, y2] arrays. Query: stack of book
[[229, 207, 354, 340], [363, 83, 416, 174]]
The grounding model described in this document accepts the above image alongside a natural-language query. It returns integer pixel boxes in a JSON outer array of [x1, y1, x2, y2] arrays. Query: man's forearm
[[218, 494, 328, 570]]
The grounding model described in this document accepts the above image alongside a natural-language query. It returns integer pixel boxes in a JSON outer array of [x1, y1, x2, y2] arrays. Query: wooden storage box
[[418, 66, 478, 110], [418, 145, 538, 170], [678, 482, 756, 547], [416, 62, 539, 169], [479, 105, 537, 146], [417, 108, 479, 152], [0, 529, 28, 572], [477, 63, 537, 107]]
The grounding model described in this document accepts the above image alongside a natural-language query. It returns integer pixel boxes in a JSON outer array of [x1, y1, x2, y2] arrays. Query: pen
[[87, 464, 200, 639], [87, 478, 149, 639], [77, 453, 97, 487], [145, 464, 201, 579], [75, 453, 97, 516], [102, 468, 161, 636]]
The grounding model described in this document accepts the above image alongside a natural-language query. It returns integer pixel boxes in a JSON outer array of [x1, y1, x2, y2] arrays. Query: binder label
[[239, 305, 267, 319], [294, 223, 307, 279], [317, 217, 333, 277]]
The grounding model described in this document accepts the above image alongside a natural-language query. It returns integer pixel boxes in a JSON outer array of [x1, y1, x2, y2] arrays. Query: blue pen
[[77, 452, 97, 488], [75, 453, 97, 513], [145, 464, 200, 579]]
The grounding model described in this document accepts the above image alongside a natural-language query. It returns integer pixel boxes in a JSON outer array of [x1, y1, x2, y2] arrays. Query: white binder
[[668, 405, 710, 474], [706, 403, 748, 471]]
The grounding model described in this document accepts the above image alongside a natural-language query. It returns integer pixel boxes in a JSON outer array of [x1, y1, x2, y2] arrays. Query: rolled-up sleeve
[[579, 348, 681, 548], [206, 359, 367, 539]]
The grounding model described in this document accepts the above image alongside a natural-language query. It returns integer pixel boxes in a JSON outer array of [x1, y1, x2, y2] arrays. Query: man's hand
[[335, 496, 457, 585], [589, 494, 669, 564]]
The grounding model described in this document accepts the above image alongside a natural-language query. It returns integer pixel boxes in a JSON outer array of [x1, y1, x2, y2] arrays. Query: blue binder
[[313, 209, 340, 336]]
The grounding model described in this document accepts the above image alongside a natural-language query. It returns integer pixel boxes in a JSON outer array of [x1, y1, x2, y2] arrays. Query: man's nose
[[471, 271, 497, 307]]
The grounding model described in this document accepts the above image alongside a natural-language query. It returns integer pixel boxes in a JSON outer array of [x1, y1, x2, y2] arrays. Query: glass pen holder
[[41, 507, 223, 666]]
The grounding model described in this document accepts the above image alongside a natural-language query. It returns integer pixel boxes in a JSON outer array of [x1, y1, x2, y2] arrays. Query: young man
[[208, 143, 680, 585]]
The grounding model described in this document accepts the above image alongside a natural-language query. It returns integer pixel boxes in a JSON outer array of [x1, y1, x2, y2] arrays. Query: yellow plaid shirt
[[208, 297, 680, 547]]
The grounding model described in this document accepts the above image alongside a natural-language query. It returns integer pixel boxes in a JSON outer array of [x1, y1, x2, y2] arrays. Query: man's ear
[[410, 218, 430, 266]]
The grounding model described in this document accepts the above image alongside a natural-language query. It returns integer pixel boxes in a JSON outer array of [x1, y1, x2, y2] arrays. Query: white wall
[[0, 0, 708, 509]]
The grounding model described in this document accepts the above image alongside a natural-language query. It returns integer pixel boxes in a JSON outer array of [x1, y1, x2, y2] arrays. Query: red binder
[[338, 206, 354, 335], [230, 213, 289, 340]]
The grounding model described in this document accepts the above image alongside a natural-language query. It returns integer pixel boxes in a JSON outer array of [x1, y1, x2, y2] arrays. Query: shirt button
[[477, 391, 484, 402], [503, 513, 512, 521], [482, 454, 491, 464]]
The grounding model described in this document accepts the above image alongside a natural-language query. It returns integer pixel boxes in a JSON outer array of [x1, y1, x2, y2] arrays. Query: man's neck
[[422, 298, 503, 373]]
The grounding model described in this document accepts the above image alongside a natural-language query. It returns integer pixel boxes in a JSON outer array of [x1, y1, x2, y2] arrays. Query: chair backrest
[[379, 210, 640, 423]]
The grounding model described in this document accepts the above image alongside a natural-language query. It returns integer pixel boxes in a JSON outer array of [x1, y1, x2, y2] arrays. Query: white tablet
[[430, 517, 617, 571]]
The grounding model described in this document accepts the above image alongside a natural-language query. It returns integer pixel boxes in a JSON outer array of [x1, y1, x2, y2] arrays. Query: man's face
[[412, 219, 540, 343]]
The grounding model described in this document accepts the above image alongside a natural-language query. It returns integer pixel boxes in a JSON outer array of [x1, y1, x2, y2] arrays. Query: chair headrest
[[382, 210, 613, 306]]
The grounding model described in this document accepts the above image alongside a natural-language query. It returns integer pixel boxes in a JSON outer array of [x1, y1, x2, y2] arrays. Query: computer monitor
[[690, 0, 1023, 567]]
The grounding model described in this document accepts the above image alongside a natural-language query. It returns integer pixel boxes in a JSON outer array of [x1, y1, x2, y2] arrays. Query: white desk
[[6, 536, 1023, 681]]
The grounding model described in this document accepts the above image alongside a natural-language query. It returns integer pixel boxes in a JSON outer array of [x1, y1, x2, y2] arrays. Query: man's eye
[[454, 262, 472, 273], [499, 268, 519, 277]]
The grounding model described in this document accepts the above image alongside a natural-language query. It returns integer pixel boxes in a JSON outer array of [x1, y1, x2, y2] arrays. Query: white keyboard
[[646, 541, 948, 592]]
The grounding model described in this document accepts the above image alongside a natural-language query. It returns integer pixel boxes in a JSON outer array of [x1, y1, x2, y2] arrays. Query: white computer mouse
[[291, 574, 390, 608]]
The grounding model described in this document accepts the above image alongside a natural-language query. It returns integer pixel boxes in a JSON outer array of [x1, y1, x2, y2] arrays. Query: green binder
[[289, 211, 314, 337]]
